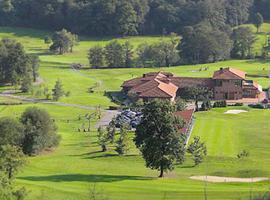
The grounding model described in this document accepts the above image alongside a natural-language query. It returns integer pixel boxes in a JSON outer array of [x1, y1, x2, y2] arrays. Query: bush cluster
[[0, 107, 60, 156], [248, 104, 267, 109], [213, 101, 227, 108]]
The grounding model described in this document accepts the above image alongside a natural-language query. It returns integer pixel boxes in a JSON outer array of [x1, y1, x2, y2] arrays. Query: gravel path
[[0, 92, 96, 110], [190, 176, 269, 183]]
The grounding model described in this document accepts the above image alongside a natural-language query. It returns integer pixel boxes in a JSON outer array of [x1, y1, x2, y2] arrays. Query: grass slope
[[0, 26, 269, 200], [0, 105, 269, 200]]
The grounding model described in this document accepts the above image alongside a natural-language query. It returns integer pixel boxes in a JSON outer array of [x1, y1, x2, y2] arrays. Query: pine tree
[[52, 79, 65, 101], [115, 124, 130, 155], [123, 41, 134, 68], [253, 13, 264, 33], [97, 126, 109, 152], [88, 46, 104, 68], [187, 137, 207, 166]]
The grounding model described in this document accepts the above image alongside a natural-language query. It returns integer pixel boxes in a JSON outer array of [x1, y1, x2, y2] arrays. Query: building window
[[216, 80, 222, 87], [234, 80, 241, 87]]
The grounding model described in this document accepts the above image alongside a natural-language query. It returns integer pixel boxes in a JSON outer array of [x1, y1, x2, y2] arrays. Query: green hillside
[[0, 26, 269, 200]]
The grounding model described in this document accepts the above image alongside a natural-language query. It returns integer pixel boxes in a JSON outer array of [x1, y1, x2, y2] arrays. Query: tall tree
[[107, 117, 116, 143], [231, 27, 256, 59], [104, 40, 125, 68], [97, 126, 109, 152], [115, 124, 130, 155], [137, 38, 179, 68], [178, 24, 232, 64], [187, 137, 207, 166], [30, 55, 40, 82], [134, 100, 185, 177], [50, 29, 78, 54], [253, 12, 264, 33], [122, 41, 134, 68], [52, 79, 65, 101], [0, 117, 24, 147], [88, 46, 104, 68], [116, 1, 138, 36], [0, 145, 26, 179], [20, 107, 60, 155], [0, 38, 33, 85]]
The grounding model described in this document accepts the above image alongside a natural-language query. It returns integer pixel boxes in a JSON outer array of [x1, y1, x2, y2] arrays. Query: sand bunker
[[190, 176, 269, 183], [224, 110, 248, 114]]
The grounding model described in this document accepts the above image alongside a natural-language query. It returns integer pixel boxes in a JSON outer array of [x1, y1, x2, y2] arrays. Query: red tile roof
[[132, 79, 178, 98], [213, 68, 246, 80], [175, 109, 194, 134], [130, 79, 160, 94], [122, 71, 174, 88], [170, 77, 214, 88], [122, 77, 145, 88]]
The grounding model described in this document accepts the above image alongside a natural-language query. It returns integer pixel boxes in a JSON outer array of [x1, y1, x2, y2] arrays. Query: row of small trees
[[97, 122, 130, 156], [88, 35, 179, 68]]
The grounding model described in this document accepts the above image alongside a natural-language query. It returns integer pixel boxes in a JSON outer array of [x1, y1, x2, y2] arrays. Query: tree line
[[88, 24, 260, 67], [88, 35, 179, 68], [0, 0, 268, 37]]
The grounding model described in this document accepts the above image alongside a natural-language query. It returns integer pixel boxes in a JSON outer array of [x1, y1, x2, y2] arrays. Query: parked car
[[114, 110, 143, 129]]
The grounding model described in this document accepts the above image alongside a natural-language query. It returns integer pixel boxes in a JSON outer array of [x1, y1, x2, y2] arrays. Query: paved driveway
[[96, 110, 120, 128]]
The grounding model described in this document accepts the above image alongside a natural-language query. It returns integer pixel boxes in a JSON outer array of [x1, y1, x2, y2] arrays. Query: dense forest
[[0, 0, 268, 36]]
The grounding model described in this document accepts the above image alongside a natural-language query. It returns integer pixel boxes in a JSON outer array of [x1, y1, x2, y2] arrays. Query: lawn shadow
[[177, 165, 195, 169], [28, 48, 54, 57], [69, 151, 139, 160], [18, 174, 153, 183], [0, 26, 50, 39], [104, 91, 126, 105], [245, 59, 270, 64]]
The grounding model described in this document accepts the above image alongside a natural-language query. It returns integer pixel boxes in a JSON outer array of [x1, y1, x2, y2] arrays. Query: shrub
[[0, 117, 24, 147], [175, 98, 187, 111], [234, 103, 244, 106], [201, 100, 212, 111], [262, 99, 269, 104], [248, 104, 266, 109], [237, 150, 249, 159], [20, 107, 61, 155], [252, 192, 270, 200], [213, 100, 227, 108]]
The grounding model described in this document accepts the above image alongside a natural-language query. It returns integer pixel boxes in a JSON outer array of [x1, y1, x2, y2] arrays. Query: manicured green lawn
[[0, 104, 269, 200], [0, 26, 269, 200]]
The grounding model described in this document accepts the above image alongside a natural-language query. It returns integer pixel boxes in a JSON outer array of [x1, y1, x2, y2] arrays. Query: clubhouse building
[[121, 68, 264, 102]]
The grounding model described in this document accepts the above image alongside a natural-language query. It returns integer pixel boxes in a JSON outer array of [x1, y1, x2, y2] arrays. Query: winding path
[[0, 92, 96, 110]]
